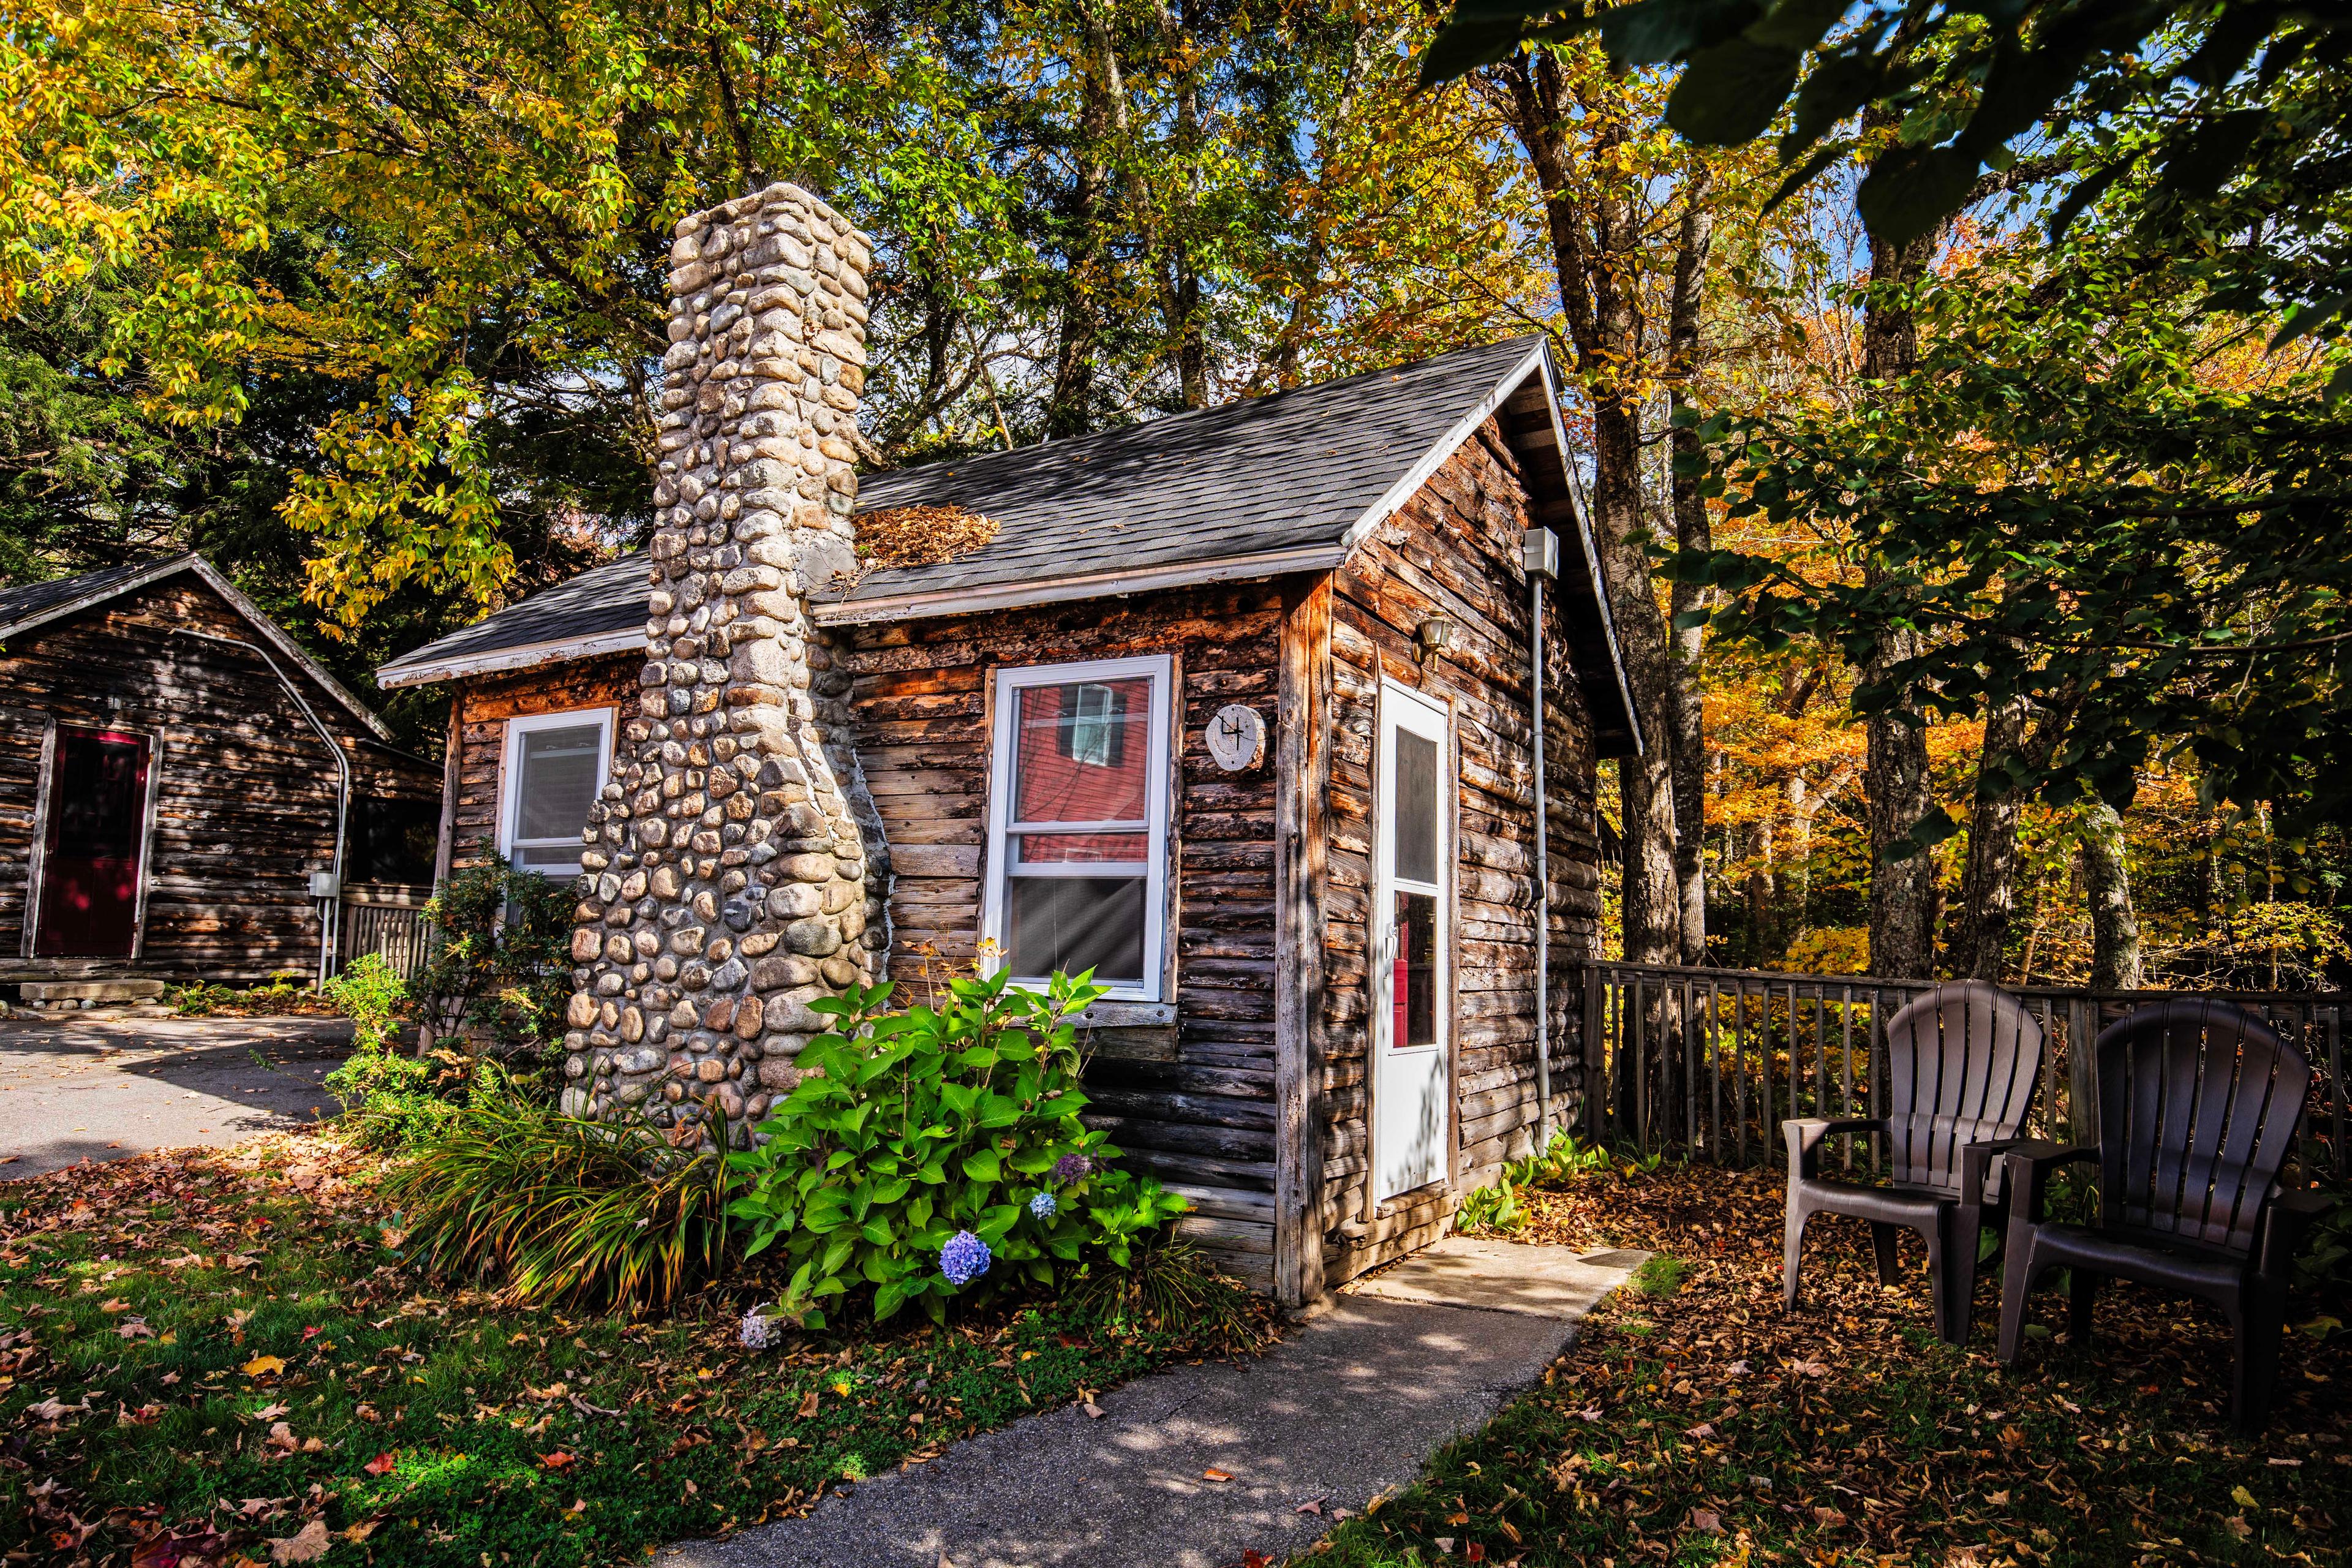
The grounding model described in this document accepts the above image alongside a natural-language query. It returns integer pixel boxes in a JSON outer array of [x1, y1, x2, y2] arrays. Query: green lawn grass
[[0, 1132, 1261, 1568], [1297, 1164, 2349, 1567]]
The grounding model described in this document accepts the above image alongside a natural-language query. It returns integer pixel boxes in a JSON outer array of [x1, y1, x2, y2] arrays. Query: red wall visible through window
[[1012, 679, 1150, 863]]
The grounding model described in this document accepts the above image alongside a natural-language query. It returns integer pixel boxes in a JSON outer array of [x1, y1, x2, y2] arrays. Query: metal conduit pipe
[[1525, 527, 1560, 1138], [170, 628, 351, 990]]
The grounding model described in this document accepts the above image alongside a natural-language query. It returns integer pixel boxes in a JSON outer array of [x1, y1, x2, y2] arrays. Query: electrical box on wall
[[1523, 527, 1559, 579], [309, 870, 340, 900]]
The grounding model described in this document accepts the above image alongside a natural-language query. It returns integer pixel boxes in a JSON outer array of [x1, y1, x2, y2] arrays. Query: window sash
[[500, 709, 612, 877], [983, 655, 1170, 1000]]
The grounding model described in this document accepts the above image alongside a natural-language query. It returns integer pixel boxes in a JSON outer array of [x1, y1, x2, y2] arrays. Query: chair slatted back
[[1881, 981, 2046, 1194], [2096, 1000, 2310, 1255]]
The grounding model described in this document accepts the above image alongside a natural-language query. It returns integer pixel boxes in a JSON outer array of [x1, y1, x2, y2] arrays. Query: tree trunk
[[1950, 692, 2030, 980], [2078, 799, 2143, 990], [1664, 167, 1716, 963], [1858, 101, 1943, 981], [1493, 47, 1683, 965]]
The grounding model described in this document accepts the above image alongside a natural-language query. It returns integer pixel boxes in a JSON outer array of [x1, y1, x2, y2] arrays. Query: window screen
[[508, 719, 607, 877]]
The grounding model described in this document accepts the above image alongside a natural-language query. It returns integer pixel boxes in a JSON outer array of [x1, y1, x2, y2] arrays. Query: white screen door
[[1373, 682, 1451, 1200]]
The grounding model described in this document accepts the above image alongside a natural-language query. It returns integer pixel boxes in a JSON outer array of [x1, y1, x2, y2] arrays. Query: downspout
[[1525, 528, 1560, 1140], [172, 628, 351, 990]]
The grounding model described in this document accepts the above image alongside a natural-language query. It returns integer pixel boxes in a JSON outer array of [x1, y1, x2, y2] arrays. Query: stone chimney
[[559, 181, 890, 1136]]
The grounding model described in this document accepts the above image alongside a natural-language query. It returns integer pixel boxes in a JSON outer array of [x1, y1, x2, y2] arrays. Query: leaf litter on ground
[[0, 1129, 1273, 1568]]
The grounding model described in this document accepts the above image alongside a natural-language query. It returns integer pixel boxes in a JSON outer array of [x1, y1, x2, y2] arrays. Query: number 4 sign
[[1206, 704, 1266, 771]]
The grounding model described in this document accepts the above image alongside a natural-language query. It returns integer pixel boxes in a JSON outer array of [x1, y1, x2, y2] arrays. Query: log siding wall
[[842, 587, 1286, 1288], [0, 579, 439, 979], [447, 658, 643, 872], [1317, 417, 1605, 1286]]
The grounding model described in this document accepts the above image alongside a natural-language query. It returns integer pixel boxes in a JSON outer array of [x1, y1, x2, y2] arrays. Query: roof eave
[[377, 625, 649, 689], [811, 541, 1348, 627], [1, 555, 398, 745], [1530, 346, 1645, 759]]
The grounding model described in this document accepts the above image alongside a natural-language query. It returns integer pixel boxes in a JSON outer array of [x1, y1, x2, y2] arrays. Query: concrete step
[[20, 978, 169, 1005]]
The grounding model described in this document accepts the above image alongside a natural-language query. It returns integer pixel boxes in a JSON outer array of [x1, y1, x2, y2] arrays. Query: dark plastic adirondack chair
[[1997, 999, 2326, 1435], [1784, 979, 2046, 1344]]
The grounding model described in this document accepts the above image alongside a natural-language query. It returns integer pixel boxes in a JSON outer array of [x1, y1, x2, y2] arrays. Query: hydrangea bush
[[725, 968, 1188, 1328]]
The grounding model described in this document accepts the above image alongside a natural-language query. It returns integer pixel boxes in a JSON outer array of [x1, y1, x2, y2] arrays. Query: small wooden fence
[[337, 886, 437, 984], [1581, 961, 2348, 1177]]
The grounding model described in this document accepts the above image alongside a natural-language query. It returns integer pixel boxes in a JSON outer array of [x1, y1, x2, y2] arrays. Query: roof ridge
[[858, 333, 1545, 491]]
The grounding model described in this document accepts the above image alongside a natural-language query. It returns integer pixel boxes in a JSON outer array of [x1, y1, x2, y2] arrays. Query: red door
[[36, 728, 151, 959]]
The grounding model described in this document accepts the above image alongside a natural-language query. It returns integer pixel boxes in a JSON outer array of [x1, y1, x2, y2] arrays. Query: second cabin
[[380, 334, 1643, 1308]]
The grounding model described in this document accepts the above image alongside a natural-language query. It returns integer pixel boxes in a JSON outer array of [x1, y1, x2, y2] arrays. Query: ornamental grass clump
[[726, 969, 1188, 1329]]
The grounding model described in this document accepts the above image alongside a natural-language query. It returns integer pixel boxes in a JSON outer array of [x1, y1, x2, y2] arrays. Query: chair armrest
[[2258, 1186, 2336, 1281], [1784, 1117, 1886, 1182], [1958, 1136, 2035, 1207], [2000, 1140, 2095, 1229]]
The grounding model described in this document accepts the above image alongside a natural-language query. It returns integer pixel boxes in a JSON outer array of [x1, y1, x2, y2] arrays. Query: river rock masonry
[[558, 179, 892, 1136]]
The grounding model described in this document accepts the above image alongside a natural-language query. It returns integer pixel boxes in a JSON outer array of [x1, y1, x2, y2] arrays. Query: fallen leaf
[[2231, 1485, 2259, 1509], [1683, 1422, 1714, 1439], [266, 1422, 298, 1453], [300, 1327, 321, 1341], [100, 1298, 132, 1313], [241, 1355, 286, 1378], [254, 1404, 290, 1421], [341, 1523, 377, 1545], [2225, 1516, 2253, 1541], [1690, 1508, 1722, 1536], [362, 1452, 398, 1477], [539, 1452, 577, 1471], [1813, 1506, 1848, 1526], [797, 1390, 820, 1419], [1433, 1539, 1455, 1556], [1294, 1499, 1323, 1515], [1080, 1401, 1105, 1419], [118, 1319, 156, 1340], [266, 1520, 329, 1565], [1202, 1468, 1234, 1483]]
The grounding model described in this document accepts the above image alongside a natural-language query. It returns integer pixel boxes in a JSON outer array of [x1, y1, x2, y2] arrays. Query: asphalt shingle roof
[[0, 559, 176, 634], [377, 551, 655, 678], [835, 335, 1543, 605], [379, 336, 1559, 685]]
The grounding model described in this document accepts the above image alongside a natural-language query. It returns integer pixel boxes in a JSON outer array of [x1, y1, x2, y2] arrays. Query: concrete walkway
[[0, 1016, 353, 1179], [672, 1237, 1642, 1568]]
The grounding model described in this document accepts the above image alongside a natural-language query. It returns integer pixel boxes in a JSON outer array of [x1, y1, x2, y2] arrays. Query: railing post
[[2067, 998, 2100, 1145], [1582, 963, 1605, 1144]]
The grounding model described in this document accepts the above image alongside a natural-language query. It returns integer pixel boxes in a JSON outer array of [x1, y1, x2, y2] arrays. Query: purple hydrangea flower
[[737, 1310, 772, 1351], [1052, 1153, 1093, 1186], [940, 1231, 992, 1286], [1028, 1190, 1058, 1220]]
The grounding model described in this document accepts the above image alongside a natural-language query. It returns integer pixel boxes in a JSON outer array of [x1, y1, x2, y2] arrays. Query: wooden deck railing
[[1581, 961, 2348, 1177], [337, 885, 437, 984]]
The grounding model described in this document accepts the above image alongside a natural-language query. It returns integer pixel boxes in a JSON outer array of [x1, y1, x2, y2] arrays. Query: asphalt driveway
[[0, 1015, 355, 1179]]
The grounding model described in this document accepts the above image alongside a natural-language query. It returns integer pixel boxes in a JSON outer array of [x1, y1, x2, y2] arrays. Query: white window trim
[[980, 654, 1174, 1003], [497, 707, 615, 878], [1371, 679, 1453, 1201]]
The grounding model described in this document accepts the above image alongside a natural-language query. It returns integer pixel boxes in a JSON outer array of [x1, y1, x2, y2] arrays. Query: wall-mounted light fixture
[[1413, 612, 1457, 667]]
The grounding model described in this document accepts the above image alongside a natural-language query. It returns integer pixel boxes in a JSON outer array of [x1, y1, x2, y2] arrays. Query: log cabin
[[380, 298, 1640, 1305], [0, 556, 443, 990]]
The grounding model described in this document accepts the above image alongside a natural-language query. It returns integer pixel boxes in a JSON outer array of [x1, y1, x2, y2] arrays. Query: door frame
[[1369, 677, 1455, 1204], [27, 722, 163, 963]]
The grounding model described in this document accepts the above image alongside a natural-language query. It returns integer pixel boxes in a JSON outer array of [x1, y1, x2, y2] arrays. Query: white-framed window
[[981, 654, 1173, 1001], [499, 708, 614, 880]]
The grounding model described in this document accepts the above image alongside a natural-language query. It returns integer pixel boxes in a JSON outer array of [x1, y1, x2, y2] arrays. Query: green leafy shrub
[[388, 1090, 733, 1310], [323, 954, 458, 1149], [168, 972, 333, 1018], [1068, 1236, 1275, 1354], [1457, 1131, 1614, 1234], [726, 969, 1189, 1329], [408, 843, 573, 1055], [326, 952, 405, 1052]]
